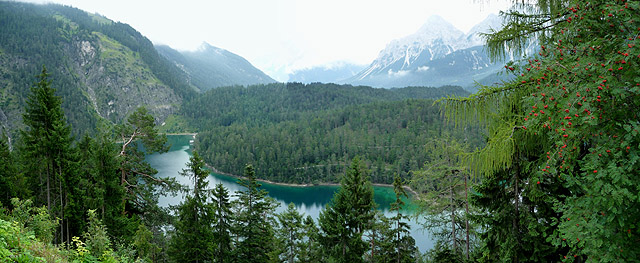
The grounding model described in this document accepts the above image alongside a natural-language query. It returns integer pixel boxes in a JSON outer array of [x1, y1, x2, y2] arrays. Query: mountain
[[156, 43, 275, 92], [287, 62, 366, 84], [0, 2, 200, 139], [348, 14, 507, 90]]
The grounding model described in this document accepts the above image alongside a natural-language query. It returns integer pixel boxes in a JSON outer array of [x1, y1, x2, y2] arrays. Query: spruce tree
[[211, 183, 233, 263], [170, 151, 215, 263], [19, 66, 78, 244], [298, 215, 323, 263], [277, 203, 304, 263], [0, 134, 25, 206], [318, 157, 375, 263], [233, 164, 278, 263]]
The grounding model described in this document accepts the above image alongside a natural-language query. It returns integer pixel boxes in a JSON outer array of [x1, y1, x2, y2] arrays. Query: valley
[[1, 0, 637, 262]]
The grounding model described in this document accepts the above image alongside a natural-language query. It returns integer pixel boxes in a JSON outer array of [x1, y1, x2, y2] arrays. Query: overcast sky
[[22, 0, 512, 81]]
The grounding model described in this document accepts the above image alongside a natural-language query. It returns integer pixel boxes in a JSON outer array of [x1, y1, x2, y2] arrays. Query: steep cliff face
[[67, 33, 180, 123], [0, 2, 191, 138]]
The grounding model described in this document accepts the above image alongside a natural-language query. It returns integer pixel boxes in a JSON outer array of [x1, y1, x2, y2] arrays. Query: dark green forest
[[178, 83, 478, 184], [2, 0, 640, 262]]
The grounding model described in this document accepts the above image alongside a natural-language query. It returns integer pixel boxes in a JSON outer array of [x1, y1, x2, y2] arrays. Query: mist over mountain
[[347, 14, 507, 90], [287, 62, 366, 84], [156, 43, 275, 92]]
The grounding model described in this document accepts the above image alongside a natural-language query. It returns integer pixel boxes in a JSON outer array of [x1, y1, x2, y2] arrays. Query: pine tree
[[116, 106, 179, 226], [233, 164, 278, 263], [318, 157, 375, 263], [170, 151, 215, 263], [211, 183, 233, 263]]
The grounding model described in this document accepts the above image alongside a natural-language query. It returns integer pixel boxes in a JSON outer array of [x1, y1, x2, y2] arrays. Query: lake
[[149, 135, 434, 252]]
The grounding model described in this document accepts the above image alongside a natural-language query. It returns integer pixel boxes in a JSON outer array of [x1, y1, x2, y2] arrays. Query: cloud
[[388, 69, 410, 77]]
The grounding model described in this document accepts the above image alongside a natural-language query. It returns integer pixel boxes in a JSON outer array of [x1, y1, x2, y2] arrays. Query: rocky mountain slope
[[0, 2, 197, 138], [0, 2, 277, 139]]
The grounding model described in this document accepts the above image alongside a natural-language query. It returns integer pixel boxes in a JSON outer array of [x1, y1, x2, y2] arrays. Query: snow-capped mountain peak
[[355, 15, 466, 80], [348, 14, 508, 90], [465, 13, 503, 47]]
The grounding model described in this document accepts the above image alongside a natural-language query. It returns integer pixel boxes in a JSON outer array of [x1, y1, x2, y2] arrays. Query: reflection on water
[[150, 135, 433, 252]]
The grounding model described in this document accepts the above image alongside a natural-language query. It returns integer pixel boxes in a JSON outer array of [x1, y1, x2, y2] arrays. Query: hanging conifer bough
[[439, 0, 640, 260]]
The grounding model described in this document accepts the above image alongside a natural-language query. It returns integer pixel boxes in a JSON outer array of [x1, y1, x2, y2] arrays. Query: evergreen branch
[[120, 128, 140, 156]]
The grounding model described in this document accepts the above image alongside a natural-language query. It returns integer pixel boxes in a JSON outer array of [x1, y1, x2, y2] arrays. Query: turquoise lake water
[[148, 135, 434, 252]]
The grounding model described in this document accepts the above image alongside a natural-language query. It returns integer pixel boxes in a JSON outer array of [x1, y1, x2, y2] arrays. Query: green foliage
[[83, 209, 112, 258], [192, 83, 478, 184], [0, 134, 26, 207], [442, 0, 640, 261], [116, 107, 178, 217], [0, 219, 47, 263], [9, 198, 58, 246], [388, 175, 417, 263], [133, 224, 158, 263], [169, 151, 215, 263], [18, 66, 80, 244], [210, 183, 233, 263], [233, 164, 279, 263], [412, 138, 476, 259], [276, 203, 304, 263], [298, 215, 323, 263], [318, 157, 375, 263]]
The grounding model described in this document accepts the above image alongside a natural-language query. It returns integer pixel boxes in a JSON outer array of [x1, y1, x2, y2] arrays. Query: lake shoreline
[[204, 163, 421, 199], [172, 133, 421, 199]]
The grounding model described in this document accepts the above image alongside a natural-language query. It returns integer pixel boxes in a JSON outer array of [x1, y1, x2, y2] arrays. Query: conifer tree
[[233, 164, 278, 263], [298, 215, 324, 263], [19, 66, 78, 244], [412, 138, 472, 257], [211, 183, 233, 263], [388, 174, 416, 263], [170, 151, 215, 263], [277, 203, 304, 263], [116, 106, 178, 220], [0, 134, 25, 206], [318, 157, 375, 263]]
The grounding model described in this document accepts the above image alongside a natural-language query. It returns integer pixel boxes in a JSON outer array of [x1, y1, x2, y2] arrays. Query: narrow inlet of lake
[[149, 135, 434, 252]]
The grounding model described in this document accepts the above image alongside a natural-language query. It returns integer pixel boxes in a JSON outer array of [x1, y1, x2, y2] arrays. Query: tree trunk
[[464, 173, 470, 260], [60, 174, 64, 244], [513, 167, 520, 263], [46, 162, 51, 211], [450, 174, 456, 252]]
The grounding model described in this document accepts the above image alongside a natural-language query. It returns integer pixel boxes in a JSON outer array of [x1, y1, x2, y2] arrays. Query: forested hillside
[[0, 2, 196, 138], [171, 83, 478, 184], [0, 69, 418, 262]]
